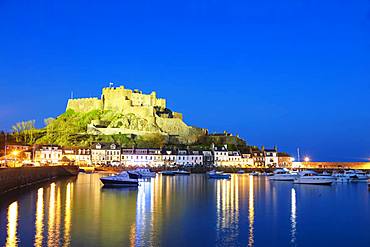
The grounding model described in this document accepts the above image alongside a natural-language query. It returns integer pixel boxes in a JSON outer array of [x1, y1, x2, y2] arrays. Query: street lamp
[[304, 156, 310, 162], [11, 150, 19, 168]]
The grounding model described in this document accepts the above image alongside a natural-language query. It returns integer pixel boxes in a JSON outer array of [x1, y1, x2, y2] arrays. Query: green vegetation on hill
[[5, 109, 249, 150]]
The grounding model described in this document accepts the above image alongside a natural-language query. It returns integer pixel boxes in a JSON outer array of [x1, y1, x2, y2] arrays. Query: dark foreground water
[[0, 173, 369, 247]]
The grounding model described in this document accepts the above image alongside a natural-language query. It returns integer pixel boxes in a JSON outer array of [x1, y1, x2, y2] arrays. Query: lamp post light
[[304, 157, 310, 162], [11, 150, 19, 168]]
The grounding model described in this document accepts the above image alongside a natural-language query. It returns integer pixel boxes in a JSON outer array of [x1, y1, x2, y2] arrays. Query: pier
[[0, 166, 79, 195]]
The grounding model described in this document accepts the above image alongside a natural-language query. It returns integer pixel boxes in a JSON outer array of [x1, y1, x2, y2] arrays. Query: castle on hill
[[66, 85, 206, 143]]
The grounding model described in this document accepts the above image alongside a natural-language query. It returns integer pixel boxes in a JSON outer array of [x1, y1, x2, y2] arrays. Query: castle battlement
[[68, 97, 100, 101], [66, 85, 167, 114]]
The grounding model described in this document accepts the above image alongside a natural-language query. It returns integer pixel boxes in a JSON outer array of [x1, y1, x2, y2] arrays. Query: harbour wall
[[294, 162, 370, 170], [0, 166, 79, 195]]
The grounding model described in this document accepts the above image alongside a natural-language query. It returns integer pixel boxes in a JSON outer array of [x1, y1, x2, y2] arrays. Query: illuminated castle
[[66, 85, 205, 142]]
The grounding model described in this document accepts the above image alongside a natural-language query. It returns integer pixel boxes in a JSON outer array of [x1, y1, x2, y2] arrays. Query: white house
[[91, 143, 121, 166], [121, 148, 162, 167], [175, 150, 203, 166], [162, 149, 176, 167], [35, 145, 62, 165], [264, 148, 278, 167], [213, 145, 229, 166], [75, 148, 92, 166]]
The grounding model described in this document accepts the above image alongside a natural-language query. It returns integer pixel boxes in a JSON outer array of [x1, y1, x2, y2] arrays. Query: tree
[[44, 117, 55, 126], [12, 120, 36, 144]]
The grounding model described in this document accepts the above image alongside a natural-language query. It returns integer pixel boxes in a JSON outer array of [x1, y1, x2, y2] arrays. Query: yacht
[[251, 171, 260, 176], [173, 170, 191, 175], [344, 170, 368, 182], [294, 170, 335, 185], [237, 170, 245, 174], [100, 172, 139, 187], [269, 168, 297, 181], [127, 168, 156, 179], [333, 173, 350, 183], [161, 171, 176, 176], [208, 170, 231, 179]]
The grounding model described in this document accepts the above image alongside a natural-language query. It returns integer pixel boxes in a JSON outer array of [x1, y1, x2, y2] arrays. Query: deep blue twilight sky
[[0, 0, 369, 161]]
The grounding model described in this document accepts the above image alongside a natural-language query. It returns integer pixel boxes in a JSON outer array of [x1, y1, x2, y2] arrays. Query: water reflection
[[63, 183, 72, 247], [248, 175, 255, 247], [47, 183, 56, 246], [216, 175, 240, 245], [1, 174, 369, 246], [5, 201, 18, 247], [135, 180, 152, 246], [34, 188, 44, 247], [291, 188, 297, 246]]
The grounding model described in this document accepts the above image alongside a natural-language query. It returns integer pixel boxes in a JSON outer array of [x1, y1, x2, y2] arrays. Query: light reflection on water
[[5, 201, 18, 247], [1, 173, 369, 247], [248, 175, 254, 247], [215, 175, 240, 245], [291, 188, 297, 246], [63, 183, 72, 247], [47, 182, 56, 246], [34, 188, 44, 247]]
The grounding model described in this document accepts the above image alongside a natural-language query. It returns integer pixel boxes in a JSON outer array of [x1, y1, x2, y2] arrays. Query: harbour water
[[0, 173, 369, 247]]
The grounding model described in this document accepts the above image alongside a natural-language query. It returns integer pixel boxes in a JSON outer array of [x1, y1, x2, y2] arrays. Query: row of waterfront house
[[2, 143, 293, 168]]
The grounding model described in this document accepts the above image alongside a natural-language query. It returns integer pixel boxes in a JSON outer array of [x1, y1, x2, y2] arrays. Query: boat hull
[[100, 178, 139, 187], [173, 171, 190, 176], [127, 170, 156, 179], [161, 171, 175, 176], [269, 175, 297, 181], [208, 174, 231, 179], [294, 177, 335, 185]]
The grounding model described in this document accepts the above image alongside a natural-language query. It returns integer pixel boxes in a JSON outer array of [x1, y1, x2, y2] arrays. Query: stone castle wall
[[65, 85, 206, 142], [173, 112, 183, 120], [67, 98, 102, 112], [102, 86, 166, 113], [66, 86, 167, 116]]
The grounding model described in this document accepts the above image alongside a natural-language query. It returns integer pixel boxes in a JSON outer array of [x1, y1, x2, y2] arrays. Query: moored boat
[[333, 173, 350, 183], [127, 168, 156, 179], [344, 170, 368, 182], [208, 170, 231, 179], [161, 171, 176, 176], [250, 171, 260, 176], [269, 168, 297, 181], [173, 170, 191, 175], [294, 170, 335, 185], [100, 172, 139, 187], [237, 170, 245, 174]]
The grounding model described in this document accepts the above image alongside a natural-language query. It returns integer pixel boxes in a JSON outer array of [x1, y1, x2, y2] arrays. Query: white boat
[[100, 172, 139, 187], [333, 173, 350, 183], [344, 170, 368, 182], [173, 170, 191, 175], [251, 171, 260, 176], [269, 168, 297, 181], [237, 170, 245, 174], [161, 171, 176, 176], [127, 168, 156, 179], [294, 170, 335, 185], [208, 170, 231, 179]]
